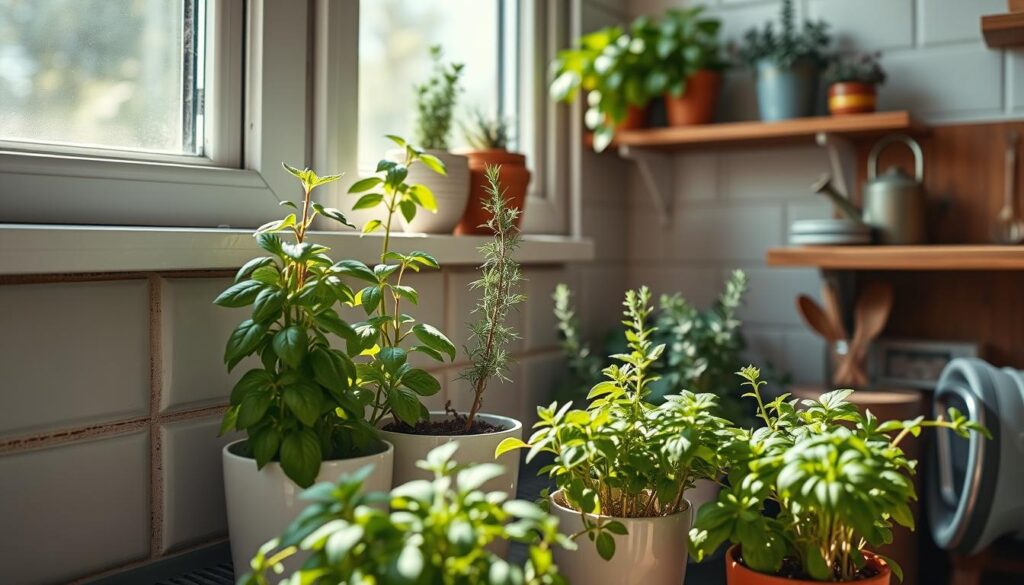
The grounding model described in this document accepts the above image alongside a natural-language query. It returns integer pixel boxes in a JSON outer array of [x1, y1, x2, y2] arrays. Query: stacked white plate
[[789, 218, 872, 245]]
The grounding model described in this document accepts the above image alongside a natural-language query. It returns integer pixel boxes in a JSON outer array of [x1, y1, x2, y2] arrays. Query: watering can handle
[[868, 134, 924, 182]]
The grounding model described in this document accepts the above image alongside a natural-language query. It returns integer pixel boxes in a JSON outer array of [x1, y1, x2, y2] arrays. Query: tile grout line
[[148, 274, 164, 558]]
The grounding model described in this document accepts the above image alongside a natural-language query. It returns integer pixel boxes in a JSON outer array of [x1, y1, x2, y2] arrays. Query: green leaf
[[352, 193, 384, 210], [411, 323, 456, 360], [401, 369, 440, 396], [252, 288, 285, 323], [394, 285, 418, 304], [380, 347, 407, 373], [456, 463, 504, 491], [348, 176, 383, 193], [256, 213, 296, 234], [251, 426, 281, 468], [273, 326, 308, 368], [399, 199, 417, 223], [604, 521, 628, 535], [385, 134, 407, 148], [310, 347, 354, 394], [325, 522, 365, 564], [418, 153, 447, 175], [230, 369, 274, 406], [334, 260, 378, 283], [250, 265, 280, 285], [281, 429, 322, 487], [235, 257, 275, 282], [213, 280, 263, 308], [392, 543, 424, 581], [596, 531, 616, 560], [256, 232, 286, 257], [314, 310, 357, 343], [362, 219, 383, 235], [406, 184, 438, 212], [407, 251, 439, 269], [283, 382, 323, 427], [387, 386, 422, 426], [312, 203, 356, 228], [359, 286, 382, 315], [237, 388, 274, 429], [495, 437, 528, 458], [218, 406, 238, 436], [224, 319, 269, 366]]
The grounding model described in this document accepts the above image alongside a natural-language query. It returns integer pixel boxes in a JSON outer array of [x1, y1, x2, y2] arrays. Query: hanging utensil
[[992, 129, 1024, 244], [796, 295, 844, 343], [834, 282, 893, 387]]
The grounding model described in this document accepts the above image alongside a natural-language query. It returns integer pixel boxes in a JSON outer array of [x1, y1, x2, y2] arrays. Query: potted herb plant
[[499, 287, 737, 584], [689, 366, 990, 585], [455, 110, 531, 235], [738, 0, 830, 121], [657, 7, 727, 126], [825, 52, 887, 115], [217, 164, 393, 574], [239, 443, 572, 585], [379, 165, 526, 497], [397, 45, 470, 234]]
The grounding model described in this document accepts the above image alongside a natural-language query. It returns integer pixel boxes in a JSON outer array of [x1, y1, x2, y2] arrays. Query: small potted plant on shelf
[[825, 52, 887, 115], [499, 287, 737, 584], [239, 443, 572, 585], [216, 164, 393, 574], [689, 366, 990, 585], [398, 45, 470, 234], [656, 6, 727, 126], [737, 0, 830, 121], [456, 110, 531, 235], [379, 165, 526, 498]]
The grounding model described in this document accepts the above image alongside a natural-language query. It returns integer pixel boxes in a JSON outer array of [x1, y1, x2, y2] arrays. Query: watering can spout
[[812, 173, 865, 223]]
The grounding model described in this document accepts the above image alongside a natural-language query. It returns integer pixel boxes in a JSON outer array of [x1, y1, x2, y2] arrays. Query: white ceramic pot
[[387, 149, 470, 234], [222, 440, 393, 575], [377, 412, 522, 494], [687, 479, 721, 519], [550, 489, 692, 585]]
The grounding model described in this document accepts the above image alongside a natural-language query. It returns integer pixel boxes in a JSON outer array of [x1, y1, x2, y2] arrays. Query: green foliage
[[737, 0, 830, 68], [463, 109, 512, 150], [654, 7, 726, 98], [216, 165, 371, 487], [240, 444, 572, 585], [499, 287, 737, 560], [689, 367, 991, 582], [459, 165, 526, 429], [552, 270, 760, 426], [345, 135, 458, 428], [414, 46, 465, 150], [824, 52, 887, 86]]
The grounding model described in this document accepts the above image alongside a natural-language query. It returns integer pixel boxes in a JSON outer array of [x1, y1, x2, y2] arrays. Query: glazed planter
[[754, 58, 819, 121], [387, 149, 470, 234], [222, 440, 393, 574], [725, 545, 891, 585], [828, 82, 878, 115], [455, 149, 531, 235], [664, 69, 722, 126], [550, 489, 692, 585], [377, 412, 522, 493]]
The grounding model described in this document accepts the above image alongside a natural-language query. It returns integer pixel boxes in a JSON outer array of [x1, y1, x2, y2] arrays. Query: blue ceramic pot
[[754, 58, 819, 121]]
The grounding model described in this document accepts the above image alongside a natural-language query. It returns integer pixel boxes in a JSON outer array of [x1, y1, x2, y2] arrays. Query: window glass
[[0, 0, 202, 156]]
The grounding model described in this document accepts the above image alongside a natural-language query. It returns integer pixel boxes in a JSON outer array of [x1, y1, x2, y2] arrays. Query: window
[[0, 0, 205, 158]]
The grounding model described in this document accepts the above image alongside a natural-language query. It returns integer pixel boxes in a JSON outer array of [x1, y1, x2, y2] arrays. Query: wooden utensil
[[796, 295, 844, 343], [992, 129, 1024, 244], [821, 282, 848, 340], [834, 282, 894, 387]]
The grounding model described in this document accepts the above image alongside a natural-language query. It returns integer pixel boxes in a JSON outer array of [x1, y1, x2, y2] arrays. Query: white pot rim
[[386, 148, 468, 162], [376, 411, 522, 437], [549, 488, 691, 522], [222, 438, 394, 465]]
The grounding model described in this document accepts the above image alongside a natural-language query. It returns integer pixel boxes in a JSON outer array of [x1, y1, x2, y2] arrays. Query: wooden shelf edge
[[982, 12, 1024, 47], [766, 245, 1024, 271]]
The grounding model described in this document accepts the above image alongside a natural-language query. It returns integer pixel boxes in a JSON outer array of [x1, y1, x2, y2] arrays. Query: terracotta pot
[[664, 69, 722, 126], [828, 82, 878, 115], [455, 149, 530, 235], [616, 104, 649, 131], [725, 545, 891, 585]]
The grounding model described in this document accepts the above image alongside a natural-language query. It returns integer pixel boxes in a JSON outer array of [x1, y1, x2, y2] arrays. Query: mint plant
[[689, 366, 990, 582], [215, 165, 369, 487], [458, 165, 525, 431], [343, 135, 458, 428], [240, 443, 571, 585], [415, 45, 464, 150], [498, 287, 736, 560]]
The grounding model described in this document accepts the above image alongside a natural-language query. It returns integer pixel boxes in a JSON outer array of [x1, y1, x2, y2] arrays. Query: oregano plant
[[414, 45, 464, 150], [215, 165, 371, 488], [343, 135, 459, 428]]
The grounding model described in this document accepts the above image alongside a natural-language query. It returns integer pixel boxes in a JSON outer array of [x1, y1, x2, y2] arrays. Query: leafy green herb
[[688, 366, 990, 582], [414, 46, 464, 150], [824, 52, 887, 86], [737, 0, 830, 68], [462, 109, 512, 150], [654, 7, 726, 97], [239, 444, 572, 585], [458, 165, 526, 430]]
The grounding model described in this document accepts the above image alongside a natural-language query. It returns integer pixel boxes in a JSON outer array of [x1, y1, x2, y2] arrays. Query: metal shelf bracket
[[815, 131, 857, 197], [618, 144, 673, 227]]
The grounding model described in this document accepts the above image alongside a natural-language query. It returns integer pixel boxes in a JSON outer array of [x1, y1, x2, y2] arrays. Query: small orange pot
[[725, 545, 891, 585], [616, 104, 649, 131], [828, 82, 878, 115], [665, 69, 723, 126], [455, 149, 530, 235]]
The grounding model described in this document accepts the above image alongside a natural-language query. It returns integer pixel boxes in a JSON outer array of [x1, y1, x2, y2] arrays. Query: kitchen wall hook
[[618, 145, 673, 227]]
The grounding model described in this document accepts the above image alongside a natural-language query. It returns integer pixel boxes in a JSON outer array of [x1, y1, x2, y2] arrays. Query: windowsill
[[0, 224, 595, 275]]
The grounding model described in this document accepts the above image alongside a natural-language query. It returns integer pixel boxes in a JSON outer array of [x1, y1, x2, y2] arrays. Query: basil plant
[[689, 366, 990, 582], [216, 165, 371, 487], [240, 443, 571, 585], [498, 287, 737, 560]]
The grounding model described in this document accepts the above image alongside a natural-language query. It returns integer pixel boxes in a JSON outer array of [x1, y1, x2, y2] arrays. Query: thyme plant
[[216, 165, 368, 487], [824, 52, 887, 86], [241, 444, 571, 585], [414, 45, 464, 150], [689, 367, 990, 582], [462, 109, 512, 150], [343, 135, 458, 428], [737, 0, 830, 68], [550, 284, 603, 405], [459, 165, 526, 430], [499, 287, 736, 560]]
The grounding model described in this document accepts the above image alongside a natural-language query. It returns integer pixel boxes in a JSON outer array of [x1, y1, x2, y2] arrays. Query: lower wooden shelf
[[766, 245, 1024, 270]]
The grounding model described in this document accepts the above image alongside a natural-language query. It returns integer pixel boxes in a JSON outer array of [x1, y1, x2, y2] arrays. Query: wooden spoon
[[796, 295, 844, 343], [821, 282, 848, 340], [835, 282, 893, 387]]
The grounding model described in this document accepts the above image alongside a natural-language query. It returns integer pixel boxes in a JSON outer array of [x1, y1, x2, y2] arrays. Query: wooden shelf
[[982, 12, 1024, 47], [601, 111, 920, 151], [766, 245, 1024, 270]]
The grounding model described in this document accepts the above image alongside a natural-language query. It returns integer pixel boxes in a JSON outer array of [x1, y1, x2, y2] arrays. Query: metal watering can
[[814, 134, 927, 245]]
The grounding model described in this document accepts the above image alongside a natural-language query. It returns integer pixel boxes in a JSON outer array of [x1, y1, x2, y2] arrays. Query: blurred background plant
[[414, 45, 465, 150], [824, 52, 887, 86], [462, 109, 512, 150], [736, 0, 829, 68]]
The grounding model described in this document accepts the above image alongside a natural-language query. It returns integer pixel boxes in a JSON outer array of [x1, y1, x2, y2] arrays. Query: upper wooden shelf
[[766, 245, 1024, 270], [605, 111, 921, 151], [982, 12, 1024, 47]]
